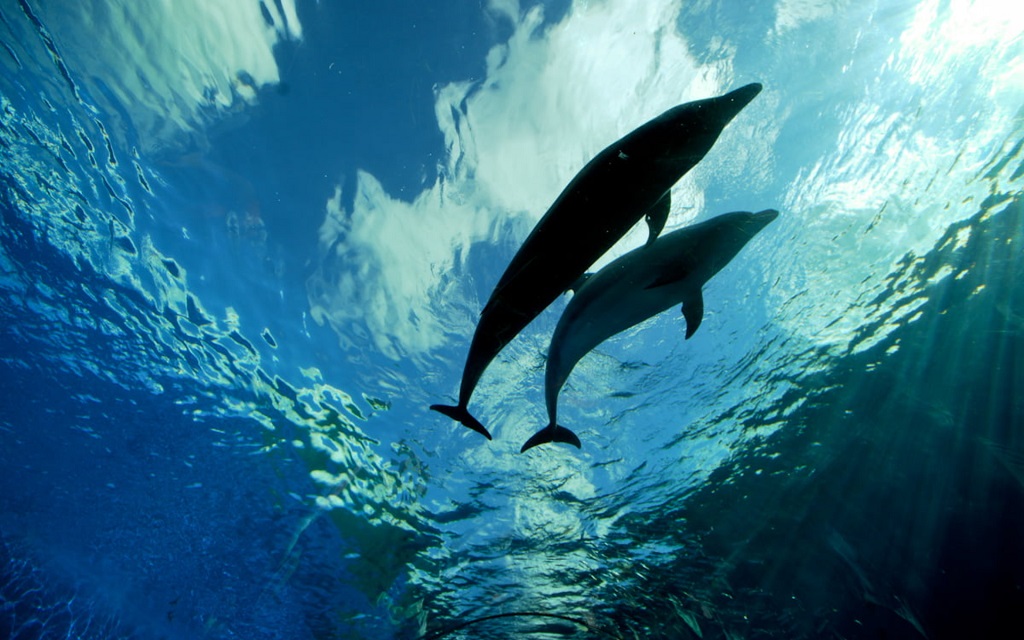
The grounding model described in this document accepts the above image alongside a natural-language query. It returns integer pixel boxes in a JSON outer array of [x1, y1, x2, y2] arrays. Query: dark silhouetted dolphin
[[521, 209, 779, 452], [432, 84, 764, 440]]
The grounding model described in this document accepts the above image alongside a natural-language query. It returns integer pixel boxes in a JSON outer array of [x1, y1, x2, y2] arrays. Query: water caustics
[[1, 2, 430, 637]]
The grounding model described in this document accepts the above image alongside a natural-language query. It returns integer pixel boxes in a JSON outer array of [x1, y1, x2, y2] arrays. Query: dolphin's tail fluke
[[520, 424, 582, 453], [430, 404, 493, 440]]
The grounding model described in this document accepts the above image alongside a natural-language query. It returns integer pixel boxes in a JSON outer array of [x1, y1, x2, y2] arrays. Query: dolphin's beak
[[749, 208, 780, 233], [717, 83, 763, 120]]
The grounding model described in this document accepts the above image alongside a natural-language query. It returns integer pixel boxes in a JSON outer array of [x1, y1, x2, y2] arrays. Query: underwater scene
[[1, 1, 1022, 638]]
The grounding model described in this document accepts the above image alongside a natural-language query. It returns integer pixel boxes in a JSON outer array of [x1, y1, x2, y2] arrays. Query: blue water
[[1, 1, 1022, 638]]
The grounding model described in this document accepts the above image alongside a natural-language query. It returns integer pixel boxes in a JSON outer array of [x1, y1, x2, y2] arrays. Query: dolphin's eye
[[618, 151, 629, 160]]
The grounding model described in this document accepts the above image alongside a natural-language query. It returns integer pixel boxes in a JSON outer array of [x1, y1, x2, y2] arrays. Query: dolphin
[[431, 83, 764, 439], [521, 209, 779, 452]]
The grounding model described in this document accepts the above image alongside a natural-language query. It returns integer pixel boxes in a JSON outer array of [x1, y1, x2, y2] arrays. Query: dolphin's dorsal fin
[[681, 288, 704, 339], [644, 191, 671, 246]]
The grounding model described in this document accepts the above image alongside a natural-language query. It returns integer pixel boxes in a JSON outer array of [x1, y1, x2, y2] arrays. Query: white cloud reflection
[[39, 0, 301, 152]]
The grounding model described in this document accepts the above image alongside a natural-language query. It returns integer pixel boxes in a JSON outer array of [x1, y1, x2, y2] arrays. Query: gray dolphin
[[431, 84, 764, 440], [521, 209, 779, 452]]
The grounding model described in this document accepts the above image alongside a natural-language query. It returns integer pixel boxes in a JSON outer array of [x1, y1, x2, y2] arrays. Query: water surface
[[1, 1, 1022, 638]]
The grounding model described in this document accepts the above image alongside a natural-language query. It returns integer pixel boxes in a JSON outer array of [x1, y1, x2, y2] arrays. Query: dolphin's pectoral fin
[[430, 404, 493, 440], [520, 424, 582, 452], [568, 272, 593, 293], [644, 192, 671, 246], [681, 289, 704, 339]]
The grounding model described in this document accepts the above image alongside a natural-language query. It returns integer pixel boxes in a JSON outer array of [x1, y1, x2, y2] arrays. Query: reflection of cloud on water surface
[[307, 180, 485, 360], [25, 0, 301, 153]]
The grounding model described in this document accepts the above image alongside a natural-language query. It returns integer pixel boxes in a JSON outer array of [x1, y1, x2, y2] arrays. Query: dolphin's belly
[[547, 280, 685, 397]]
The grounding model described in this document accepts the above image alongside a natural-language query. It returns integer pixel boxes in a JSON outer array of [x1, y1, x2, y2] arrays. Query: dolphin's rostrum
[[432, 84, 764, 439], [521, 209, 779, 452]]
